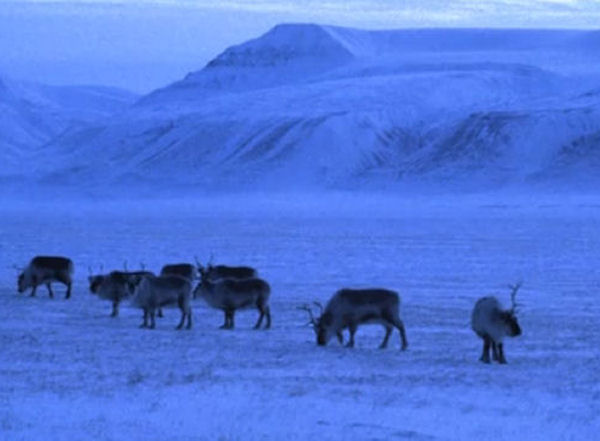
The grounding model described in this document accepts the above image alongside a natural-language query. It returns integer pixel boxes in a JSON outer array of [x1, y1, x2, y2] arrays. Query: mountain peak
[[137, 23, 357, 103], [205, 23, 354, 69]]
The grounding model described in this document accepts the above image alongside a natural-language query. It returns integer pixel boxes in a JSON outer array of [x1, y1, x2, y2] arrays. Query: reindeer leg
[[111, 300, 119, 317], [390, 315, 408, 350], [46, 283, 54, 299], [157, 308, 163, 318], [480, 336, 491, 363], [253, 305, 265, 329], [176, 307, 185, 330], [186, 307, 192, 330], [176, 315, 184, 330], [54, 273, 70, 299], [229, 310, 236, 329], [491, 342, 500, 362], [346, 323, 357, 348], [497, 343, 507, 364], [63, 278, 72, 299], [176, 297, 185, 330], [220, 310, 229, 329], [28, 275, 38, 297], [336, 332, 344, 345], [379, 325, 393, 349], [149, 309, 156, 329], [140, 309, 148, 328], [264, 306, 271, 329]]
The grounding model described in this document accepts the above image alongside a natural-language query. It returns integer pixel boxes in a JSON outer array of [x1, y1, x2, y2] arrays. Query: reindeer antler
[[313, 301, 324, 315], [11, 264, 23, 275], [123, 260, 128, 271], [508, 281, 523, 312], [298, 304, 318, 327], [139, 262, 146, 271]]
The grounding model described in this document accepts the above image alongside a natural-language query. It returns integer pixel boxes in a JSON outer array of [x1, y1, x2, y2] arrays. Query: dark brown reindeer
[[193, 267, 271, 330], [471, 282, 522, 364], [17, 256, 74, 299], [195, 256, 257, 281], [160, 263, 197, 281], [300, 288, 408, 349]]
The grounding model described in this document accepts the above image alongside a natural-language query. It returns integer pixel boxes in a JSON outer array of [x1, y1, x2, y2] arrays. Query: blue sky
[[1, 0, 598, 92]]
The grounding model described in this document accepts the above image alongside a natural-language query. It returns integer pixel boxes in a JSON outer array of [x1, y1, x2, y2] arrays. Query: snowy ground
[[1, 194, 599, 440]]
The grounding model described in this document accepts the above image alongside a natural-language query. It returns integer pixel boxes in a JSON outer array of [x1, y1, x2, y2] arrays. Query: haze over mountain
[[8, 24, 600, 193], [0, 76, 137, 179]]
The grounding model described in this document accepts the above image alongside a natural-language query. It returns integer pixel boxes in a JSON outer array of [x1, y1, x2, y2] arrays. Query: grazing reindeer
[[300, 288, 408, 349], [17, 256, 74, 299], [193, 267, 271, 329], [88, 269, 154, 317], [160, 263, 197, 281], [131, 275, 193, 330], [471, 282, 522, 364]]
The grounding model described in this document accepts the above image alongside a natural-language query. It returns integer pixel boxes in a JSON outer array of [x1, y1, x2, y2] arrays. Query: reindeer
[[131, 274, 193, 330], [159, 263, 197, 307], [160, 263, 197, 281], [300, 288, 408, 349], [195, 256, 257, 281], [471, 282, 522, 364], [88, 268, 154, 317], [193, 267, 271, 329], [122, 261, 168, 317], [17, 256, 74, 299]]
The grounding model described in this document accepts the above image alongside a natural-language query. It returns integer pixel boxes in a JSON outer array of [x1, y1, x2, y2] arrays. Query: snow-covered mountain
[[0, 76, 137, 178], [22, 24, 600, 191]]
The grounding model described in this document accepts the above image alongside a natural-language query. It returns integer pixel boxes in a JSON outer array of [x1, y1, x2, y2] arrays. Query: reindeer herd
[[14, 255, 523, 364]]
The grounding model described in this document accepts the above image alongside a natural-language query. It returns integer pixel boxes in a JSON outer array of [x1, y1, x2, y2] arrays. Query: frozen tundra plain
[[1, 194, 599, 441]]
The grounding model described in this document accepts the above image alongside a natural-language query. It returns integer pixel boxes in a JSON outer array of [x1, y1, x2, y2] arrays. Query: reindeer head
[[502, 282, 523, 336], [88, 275, 105, 294], [194, 255, 212, 279], [12, 263, 27, 292], [125, 273, 148, 294], [17, 272, 26, 292], [194, 265, 213, 299], [197, 264, 209, 282], [299, 302, 335, 346], [88, 265, 106, 294]]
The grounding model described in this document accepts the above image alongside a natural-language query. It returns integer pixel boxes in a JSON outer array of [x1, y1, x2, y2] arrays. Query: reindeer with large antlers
[[471, 282, 523, 364], [300, 288, 408, 349]]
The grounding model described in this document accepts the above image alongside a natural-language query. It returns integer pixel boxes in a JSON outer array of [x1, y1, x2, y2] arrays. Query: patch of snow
[[0, 196, 599, 440]]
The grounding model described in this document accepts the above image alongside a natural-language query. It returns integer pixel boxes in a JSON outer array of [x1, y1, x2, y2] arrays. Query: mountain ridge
[[9, 24, 600, 192], [0, 74, 138, 169]]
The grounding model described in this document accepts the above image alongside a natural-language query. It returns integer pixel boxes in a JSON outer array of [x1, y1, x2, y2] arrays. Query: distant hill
[[0, 75, 137, 177], [14, 24, 600, 192]]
